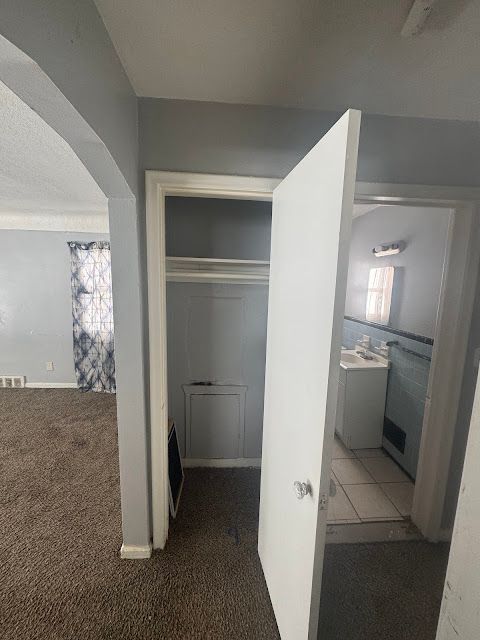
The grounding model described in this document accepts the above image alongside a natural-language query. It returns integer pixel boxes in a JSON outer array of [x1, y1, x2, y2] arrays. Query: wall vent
[[0, 375, 26, 389]]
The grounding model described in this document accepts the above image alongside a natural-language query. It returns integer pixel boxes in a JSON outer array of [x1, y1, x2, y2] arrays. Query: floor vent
[[0, 375, 26, 389]]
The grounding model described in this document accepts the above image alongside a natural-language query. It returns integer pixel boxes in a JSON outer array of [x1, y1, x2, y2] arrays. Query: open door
[[258, 109, 361, 639]]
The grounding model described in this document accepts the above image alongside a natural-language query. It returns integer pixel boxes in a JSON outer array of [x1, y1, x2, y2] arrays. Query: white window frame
[[146, 170, 480, 549]]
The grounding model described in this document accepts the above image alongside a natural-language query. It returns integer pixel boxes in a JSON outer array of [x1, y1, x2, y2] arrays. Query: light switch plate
[[46, 361, 54, 371]]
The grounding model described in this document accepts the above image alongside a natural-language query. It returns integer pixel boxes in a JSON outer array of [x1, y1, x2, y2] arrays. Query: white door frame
[[146, 170, 480, 550]]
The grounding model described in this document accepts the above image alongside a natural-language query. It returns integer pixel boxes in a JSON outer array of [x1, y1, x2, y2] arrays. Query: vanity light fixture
[[372, 242, 404, 258]]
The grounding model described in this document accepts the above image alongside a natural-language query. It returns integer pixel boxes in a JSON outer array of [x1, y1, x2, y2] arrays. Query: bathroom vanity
[[335, 350, 389, 450]]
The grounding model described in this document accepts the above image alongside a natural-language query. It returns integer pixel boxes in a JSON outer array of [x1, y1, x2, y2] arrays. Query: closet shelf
[[166, 256, 270, 285]]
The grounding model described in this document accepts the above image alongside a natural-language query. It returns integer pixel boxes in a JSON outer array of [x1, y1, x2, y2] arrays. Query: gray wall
[[141, 98, 480, 531], [167, 283, 268, 459], [166, 197, 271, 459], [0, 2, 151, 549], [140, 98, 480, 187], [166, 196, 271, 260], [0, 229, 108, 384], [345, 206, 450, 338]]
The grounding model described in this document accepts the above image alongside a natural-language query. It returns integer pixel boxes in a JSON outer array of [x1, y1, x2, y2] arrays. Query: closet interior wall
[[165, 196, 272, 462]]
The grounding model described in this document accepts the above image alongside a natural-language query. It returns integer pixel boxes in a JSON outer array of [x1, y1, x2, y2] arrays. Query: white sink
[[336, 350, 389, 449], [340, 349, 389, 370]]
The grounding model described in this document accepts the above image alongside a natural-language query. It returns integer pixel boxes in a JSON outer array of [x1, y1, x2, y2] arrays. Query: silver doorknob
[[293, 481, 311, 500]]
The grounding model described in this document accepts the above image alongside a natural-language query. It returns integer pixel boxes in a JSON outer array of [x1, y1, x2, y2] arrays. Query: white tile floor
[[327, 435, 415, 524]]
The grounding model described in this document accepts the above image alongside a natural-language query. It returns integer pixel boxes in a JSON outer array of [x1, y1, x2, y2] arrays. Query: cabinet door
[[184, 385, 247, 459], [189, 394, 241, 458]]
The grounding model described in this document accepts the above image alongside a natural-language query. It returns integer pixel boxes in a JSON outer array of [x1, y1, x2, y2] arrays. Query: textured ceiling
[[95, 0, 480, 120], [0, 80, 107, 219]]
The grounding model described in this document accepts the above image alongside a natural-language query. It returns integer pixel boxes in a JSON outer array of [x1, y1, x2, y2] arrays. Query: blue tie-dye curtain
[[68, 241, 116, 393]]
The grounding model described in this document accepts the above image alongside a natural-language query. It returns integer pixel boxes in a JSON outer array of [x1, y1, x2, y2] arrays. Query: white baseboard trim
[[183, 457, 262, 468], [120, 543, 152, 560], [25, 382, 78, 389]]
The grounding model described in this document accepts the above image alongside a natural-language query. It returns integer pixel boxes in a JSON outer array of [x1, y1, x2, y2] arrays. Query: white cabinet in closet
[[183, 384, 247, 460]]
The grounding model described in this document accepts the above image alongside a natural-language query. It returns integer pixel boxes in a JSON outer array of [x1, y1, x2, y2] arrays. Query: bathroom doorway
[[329, 204, 452, 538]]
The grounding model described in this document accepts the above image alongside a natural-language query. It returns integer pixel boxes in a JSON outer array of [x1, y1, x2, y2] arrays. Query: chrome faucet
[[371, 340, 393, 358]]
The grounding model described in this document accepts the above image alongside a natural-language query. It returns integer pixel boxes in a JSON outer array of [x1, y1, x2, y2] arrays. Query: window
[[69, 241, 116, 393], [365, 266, 394, 324]]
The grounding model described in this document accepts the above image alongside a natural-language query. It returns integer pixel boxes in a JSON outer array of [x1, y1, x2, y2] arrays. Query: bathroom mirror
[[365, 266, 394, 324]]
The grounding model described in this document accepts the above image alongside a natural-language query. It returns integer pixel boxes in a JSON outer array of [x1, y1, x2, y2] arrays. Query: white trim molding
[[146, 170, 280, 201], [355, 182, 480, 205], [0, 210, 109, 233], [146, 170, 170, 551], [146, 169, 480, 550], [412, 202, 480, 540], [25, 382, 78, 389], [166, 256, 269, 285], [120, 543, 153, 560]]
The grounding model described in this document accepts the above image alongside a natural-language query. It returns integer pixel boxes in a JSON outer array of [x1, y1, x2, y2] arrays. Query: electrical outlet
[[46, 361, 54, 371]]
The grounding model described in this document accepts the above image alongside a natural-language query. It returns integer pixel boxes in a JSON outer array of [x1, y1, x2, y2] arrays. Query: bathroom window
[[365, 266, 394, 324]]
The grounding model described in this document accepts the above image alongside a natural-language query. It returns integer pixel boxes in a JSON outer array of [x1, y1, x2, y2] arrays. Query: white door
[[258, 109, 361, 640]]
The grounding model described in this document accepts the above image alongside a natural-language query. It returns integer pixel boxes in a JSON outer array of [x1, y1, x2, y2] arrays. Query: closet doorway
[[164, 195, 271, 468]]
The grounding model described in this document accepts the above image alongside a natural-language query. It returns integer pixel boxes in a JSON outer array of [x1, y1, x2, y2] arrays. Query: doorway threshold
[[326, 519, 422, 544]]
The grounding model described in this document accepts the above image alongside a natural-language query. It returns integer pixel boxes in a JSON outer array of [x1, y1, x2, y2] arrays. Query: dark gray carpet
[[0, 389, 449, 640]]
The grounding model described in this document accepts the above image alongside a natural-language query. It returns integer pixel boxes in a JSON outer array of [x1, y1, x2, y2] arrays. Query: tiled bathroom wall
[[343, 317, 433, 479]]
